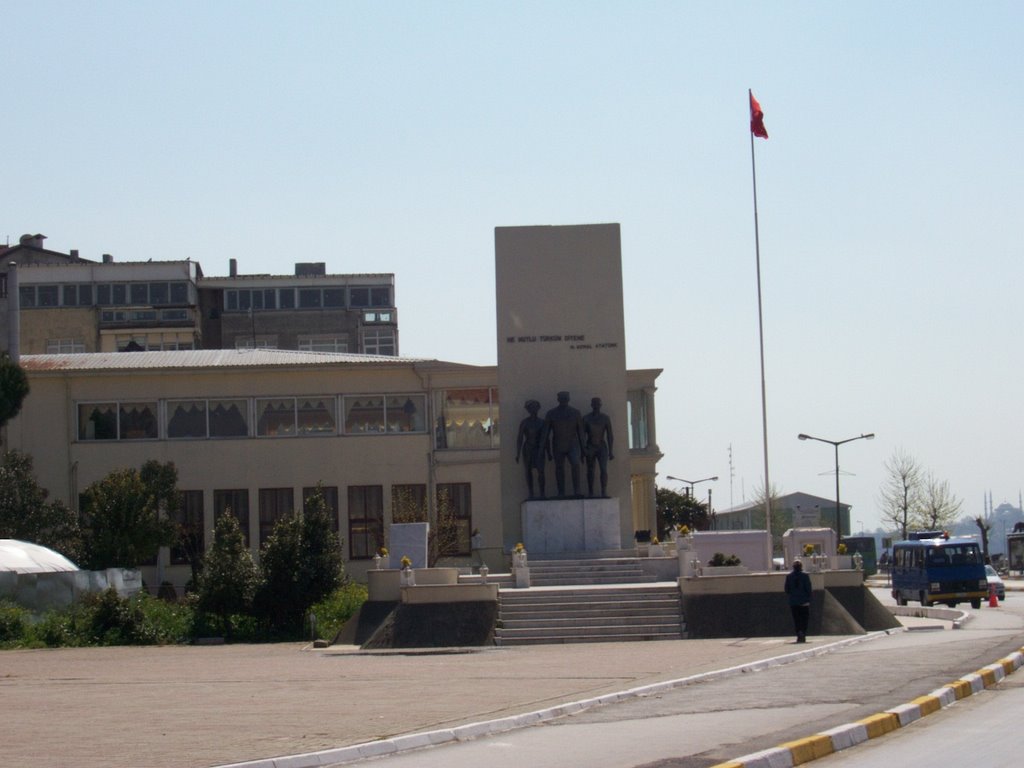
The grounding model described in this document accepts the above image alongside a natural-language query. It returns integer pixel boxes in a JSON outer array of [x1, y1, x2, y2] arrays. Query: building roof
[[17, 349, 482, 373], [717, 491, 850, 515], [0, 540, 78, 573]]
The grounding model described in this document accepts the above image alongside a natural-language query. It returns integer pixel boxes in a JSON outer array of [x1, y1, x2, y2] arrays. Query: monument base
[[522, 498, 621, 554]]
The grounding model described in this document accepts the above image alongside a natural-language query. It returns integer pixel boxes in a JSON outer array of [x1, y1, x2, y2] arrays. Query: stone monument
[[495, 224, 632, 552]]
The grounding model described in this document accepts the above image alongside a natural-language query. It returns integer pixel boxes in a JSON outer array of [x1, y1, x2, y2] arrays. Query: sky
[[5, 1, 1022, 535]]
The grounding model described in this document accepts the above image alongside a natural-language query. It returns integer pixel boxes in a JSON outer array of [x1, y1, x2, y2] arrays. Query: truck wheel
[[897, 594, 907, 606], [920, 591, 930, 607], [971, 598, 981, 609]]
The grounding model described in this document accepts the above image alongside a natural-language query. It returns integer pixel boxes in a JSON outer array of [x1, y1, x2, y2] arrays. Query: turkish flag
[[749, 90, 769, 139]]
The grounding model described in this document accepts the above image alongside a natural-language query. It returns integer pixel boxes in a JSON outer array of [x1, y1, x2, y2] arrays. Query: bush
[[310, 582, 368, 641], [708, 552, 742, 567], [0, 600, 28, 644]]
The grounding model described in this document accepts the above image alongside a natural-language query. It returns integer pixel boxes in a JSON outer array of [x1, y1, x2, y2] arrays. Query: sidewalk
[[1, 634, 868, 768]]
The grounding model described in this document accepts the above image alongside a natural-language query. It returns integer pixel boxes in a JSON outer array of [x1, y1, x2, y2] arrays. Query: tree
[[0, 450, 82, 562], [878, 449, 923, 541], [655, 487, 709, 536], [79, 462, 178, 569], [0, 354, 29, 434], [197, 511, 259, 637], [751, 482, 788, 553], [975, 516, 992, 564], [254, 485, 344, 633], [914, 473, 962, 532]]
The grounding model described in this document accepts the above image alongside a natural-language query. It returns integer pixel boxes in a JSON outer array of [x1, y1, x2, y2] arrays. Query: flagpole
[[749, 89, 772, 539]]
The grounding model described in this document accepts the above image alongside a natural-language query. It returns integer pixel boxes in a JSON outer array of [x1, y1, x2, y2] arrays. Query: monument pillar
[[495, 224, 632, 551]]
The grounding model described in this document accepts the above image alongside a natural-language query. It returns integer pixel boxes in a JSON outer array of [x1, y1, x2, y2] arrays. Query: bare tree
[[878, 449, 922, 541], [975, 516, 992, 564], [914, 473, 962, 532]]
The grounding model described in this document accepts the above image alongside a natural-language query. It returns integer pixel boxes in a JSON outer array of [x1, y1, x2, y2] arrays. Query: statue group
[[516, 391, 614, 500]]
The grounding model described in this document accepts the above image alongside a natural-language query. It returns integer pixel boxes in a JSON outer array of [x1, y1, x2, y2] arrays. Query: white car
[[985, 565, 1006, 600]]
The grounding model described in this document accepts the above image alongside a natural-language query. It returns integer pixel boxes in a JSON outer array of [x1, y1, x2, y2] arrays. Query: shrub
[[0, 600, 28, 645], [708, 552, 741, 567], [310, 582, 368, 641]]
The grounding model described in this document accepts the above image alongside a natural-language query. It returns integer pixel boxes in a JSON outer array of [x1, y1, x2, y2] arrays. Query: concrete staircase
[[494, 582, 684, 646], [455, 554, 685, 646]]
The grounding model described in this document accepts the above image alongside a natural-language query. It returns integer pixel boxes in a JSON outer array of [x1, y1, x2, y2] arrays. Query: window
[[363, 310, 394, 323], [166, 400, 208, 438], [437, 483, 472, 556], [279, 288, 295, 309], [304, 485, 340, 534], [234, 337, 276, 349], [323, 288, 345, 307], [77, 401, 156, 440], [297, 397, 336, 435], [46, 338, 85, 354], [627, 389, 650, 450], [298, 288, 321, 308], [170, 491, 204, 565], [434, 388, 499, 449], [130, 283, 148, 304], [214, 489, 250, 548], [119, 402, 158, 439], [391, 484, 427, 523], [97, 284, 111, 304], [350, 286, 392, 308], [348, 485, 383, 559], [37, 286, 59, 307], [78, 403, 117, 440], [209, 399, 249, 437], [19, 286, 35, 308], [259, 488, 294, 546], [62, 285, 77, 306], [78, 284, 93, 305], [150, 283, 169, 305], [112, 284, 127, 305], [170, 282, 189, 304], [343, 394, 426, 434], [362, 328, 396, 356], [256, 398, 296, 437], [298, 335, 349, 353]]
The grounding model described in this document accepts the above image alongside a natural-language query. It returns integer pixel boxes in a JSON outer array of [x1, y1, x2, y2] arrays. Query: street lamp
[[797, 433, 875, 539], [666, 475, 718, 499]]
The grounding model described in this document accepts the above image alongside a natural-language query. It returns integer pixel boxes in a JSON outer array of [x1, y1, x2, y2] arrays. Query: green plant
[[708, 552, 741, 567], [0, 600, 28, 644], [837, 543, 847, 555], [309, 582, 368, 640]]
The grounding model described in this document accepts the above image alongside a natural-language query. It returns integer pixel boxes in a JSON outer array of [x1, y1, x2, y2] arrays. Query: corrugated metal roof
[[20, 349, 437, 372]]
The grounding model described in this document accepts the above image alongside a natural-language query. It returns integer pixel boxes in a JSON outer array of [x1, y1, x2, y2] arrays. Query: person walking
[[784, 559, 812, 643]]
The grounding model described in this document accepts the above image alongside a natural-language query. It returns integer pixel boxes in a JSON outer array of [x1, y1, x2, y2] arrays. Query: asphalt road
[[320, 591, 1024, 768]]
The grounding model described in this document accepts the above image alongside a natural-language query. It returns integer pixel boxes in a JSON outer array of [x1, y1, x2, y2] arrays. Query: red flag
[[749, 90, 768, 139]]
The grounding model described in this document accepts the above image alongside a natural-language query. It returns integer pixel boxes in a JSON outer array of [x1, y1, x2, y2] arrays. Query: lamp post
[[666, 475, 718, 499], [797, 433, 875, 539]]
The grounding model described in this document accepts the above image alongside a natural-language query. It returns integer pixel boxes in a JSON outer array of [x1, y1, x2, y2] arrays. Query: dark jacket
[[785, 567, 812, 606]]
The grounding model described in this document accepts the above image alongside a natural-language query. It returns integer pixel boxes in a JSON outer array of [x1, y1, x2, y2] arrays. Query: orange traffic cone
[[989, 584, 999, 608]]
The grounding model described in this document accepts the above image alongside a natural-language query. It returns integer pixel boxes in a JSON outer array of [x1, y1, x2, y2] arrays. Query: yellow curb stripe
[[857, 712, 901, 738], [943, 679, 972, 699], [706, 762, 743, 768], [978, 668, 998, 687], [999, 658, 1016, 675], [910, 694, 942, 716], [782, 734, 835, 764]]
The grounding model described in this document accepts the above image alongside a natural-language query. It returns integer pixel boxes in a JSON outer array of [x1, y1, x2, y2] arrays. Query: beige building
[[8, 350, 660, 589]]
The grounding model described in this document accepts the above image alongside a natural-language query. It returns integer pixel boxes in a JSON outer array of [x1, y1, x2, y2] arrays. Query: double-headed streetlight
[[797, 433, 874, 539], [666, 475, 718, 498]]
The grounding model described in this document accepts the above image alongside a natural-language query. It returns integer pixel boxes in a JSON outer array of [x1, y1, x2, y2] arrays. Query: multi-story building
[[5, 235, 399, 357], [197, 259, 398, 355], [0, 234, 92, 353], [16, 258, 202, 354], [8, 350, 661, 591]]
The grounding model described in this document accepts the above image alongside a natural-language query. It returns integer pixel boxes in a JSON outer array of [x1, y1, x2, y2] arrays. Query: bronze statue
[[515, 399, 549, 499], [541, 391, 585, 498], [583, 397, 614, 497]]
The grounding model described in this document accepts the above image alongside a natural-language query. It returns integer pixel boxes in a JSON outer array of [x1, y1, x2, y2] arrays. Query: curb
[[710, 646, 1024, 768], [214, 631, 900, 768]]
